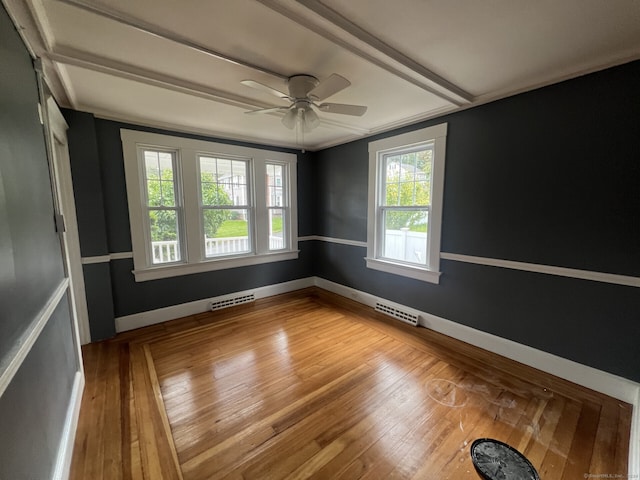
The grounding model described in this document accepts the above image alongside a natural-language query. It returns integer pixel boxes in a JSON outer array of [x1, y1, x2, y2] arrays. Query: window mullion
[[284, 161, 297, 252], [122, 129, 298, 281], [181, 148, 201, 262], [253, 157, 268, 254]]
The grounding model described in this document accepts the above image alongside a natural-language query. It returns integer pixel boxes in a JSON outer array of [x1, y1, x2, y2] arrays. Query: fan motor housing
[[288, 75, 319, 99]]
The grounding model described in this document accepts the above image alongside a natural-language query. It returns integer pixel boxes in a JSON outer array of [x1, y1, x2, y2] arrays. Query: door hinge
[[54, 213, 66, 233]]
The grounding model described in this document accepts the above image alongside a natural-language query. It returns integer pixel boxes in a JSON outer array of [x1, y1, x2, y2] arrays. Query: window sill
[[132, 250, 299, 282], [364, 257, 441, 284]]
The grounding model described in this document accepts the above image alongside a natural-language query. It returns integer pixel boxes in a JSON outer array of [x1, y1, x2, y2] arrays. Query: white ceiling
[[6, 0, 640, 150]]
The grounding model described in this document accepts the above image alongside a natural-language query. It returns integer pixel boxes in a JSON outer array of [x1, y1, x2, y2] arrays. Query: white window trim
[[365, 123, 447, 284], [121, 129, 298, 282]]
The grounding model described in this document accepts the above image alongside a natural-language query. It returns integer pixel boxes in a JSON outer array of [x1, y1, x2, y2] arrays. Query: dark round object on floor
[[470, 438, 540, 480]]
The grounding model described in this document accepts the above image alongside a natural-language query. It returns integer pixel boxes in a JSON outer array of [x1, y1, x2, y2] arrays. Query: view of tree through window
[[367, 124, 446, 280], [199, 156, 251, 257], [144, 150, 181, 263], [380, 146, 433, 265], [123, 129, 298, 279], [383, 147, 432, 228]]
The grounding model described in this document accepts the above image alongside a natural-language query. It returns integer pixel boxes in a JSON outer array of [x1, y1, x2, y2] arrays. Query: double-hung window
[[199, 155, 251, 257], [266, 163, 287, 251], [142, 149, 183, 264], [366, 123, 447, 284], [122, 129, 298, 281]]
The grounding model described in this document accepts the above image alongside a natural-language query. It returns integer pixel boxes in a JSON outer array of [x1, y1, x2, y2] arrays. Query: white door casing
[[46, 96, 91, 346]]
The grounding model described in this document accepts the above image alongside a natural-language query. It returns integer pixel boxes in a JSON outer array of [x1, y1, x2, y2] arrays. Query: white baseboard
[[314, 277, 639, 476], [115, 276, 640, 401], [115, 277, 315, 332], [315, 277, 640, 403], [111, 275, 638, 475], [53, 371, 84, 480], [631, 387, 640, 477]]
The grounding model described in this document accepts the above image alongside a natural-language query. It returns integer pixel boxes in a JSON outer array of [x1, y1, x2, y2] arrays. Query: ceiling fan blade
[[245, 106, 289, 115], [241, 80, 290, 100], [318, 102, 367, 116], [308, 73, 350, 101]]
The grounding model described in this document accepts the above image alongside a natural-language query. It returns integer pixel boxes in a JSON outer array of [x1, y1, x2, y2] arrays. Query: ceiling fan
[[241, 74, 367, 132]]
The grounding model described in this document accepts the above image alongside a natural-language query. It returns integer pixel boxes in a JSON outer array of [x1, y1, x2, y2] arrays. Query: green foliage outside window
[[147, 169, 233, 241], [384, 149, 432, 231], [200, 172, 233, 238], [146, 168, 178, 242]]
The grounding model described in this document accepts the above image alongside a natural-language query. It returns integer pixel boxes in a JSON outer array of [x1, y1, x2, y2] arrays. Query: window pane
[[266, 164, 274, 205], [383, 148, 432, 207], [200, 156, 217, 181], [382, 209, 428, 265], [201, 178, 230, 206], [232, 160, 246, 182], [148, 209, 181, 264], [144, 151, 160, 177], [158, 152, 173, 179], [200, 156, 252, 258], [266, 163, 286, 251], [160, 179, 176, 206], [269, 208, 285, 250], [266, 163, 285, 207], [200, 180, 218, 205], [200, 156, 248, 207], [147, 179, 161, 207], [204, 208, 250, 257], [145, 150, 176, 207], [216, 158, 232, 179]]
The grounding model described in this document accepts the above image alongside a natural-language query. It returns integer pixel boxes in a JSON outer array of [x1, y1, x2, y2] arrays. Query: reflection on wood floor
[[70, 287, 631, 479]]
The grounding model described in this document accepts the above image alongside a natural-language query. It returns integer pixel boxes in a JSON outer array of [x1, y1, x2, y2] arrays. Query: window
[[199, 155, 251, 258], [266, 163, 287, 250], [122, 130, 298, 281], [366, 123, 447, 284], [142, 149, 183, 264]]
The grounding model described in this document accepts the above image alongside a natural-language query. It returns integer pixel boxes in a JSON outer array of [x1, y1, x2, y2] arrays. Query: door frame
[[46, 96, 91, 346]]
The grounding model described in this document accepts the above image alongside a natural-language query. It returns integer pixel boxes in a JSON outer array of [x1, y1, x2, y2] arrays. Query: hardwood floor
[[69, 288, 632, 479]]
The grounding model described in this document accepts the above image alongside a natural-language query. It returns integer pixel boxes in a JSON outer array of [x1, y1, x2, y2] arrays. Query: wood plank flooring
[[69, 288, 632, 479]]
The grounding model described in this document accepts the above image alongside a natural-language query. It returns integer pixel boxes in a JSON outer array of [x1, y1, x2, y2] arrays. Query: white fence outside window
[[152, 236, 285, 263], [383, 229, 428, 265], [152, 240, 180, 264], [205, 236, 249, 255]]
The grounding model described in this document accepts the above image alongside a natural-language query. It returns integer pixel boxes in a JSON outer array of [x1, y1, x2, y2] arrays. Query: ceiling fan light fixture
[[243, 72, 367, 138], [303, 107, 320, 131], [282, 108, 298, 129]]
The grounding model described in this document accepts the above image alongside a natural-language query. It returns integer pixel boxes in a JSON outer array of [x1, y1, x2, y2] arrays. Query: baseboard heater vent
[[375, 302, 419, 326], [210, 293, 255, 311]]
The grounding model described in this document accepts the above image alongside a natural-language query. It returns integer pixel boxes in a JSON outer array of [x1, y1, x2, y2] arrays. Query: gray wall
[[314, 60, 640, 382], [64, 115, 316, 339], [0, 297, 78, 480], [0, 10, 65, 363], [0, 4, 79, 478], [64, 110, 116, 341], [63, 58, 639, 382]]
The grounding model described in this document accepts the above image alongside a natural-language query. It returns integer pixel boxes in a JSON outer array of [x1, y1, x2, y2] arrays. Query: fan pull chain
[[296, 109, 305, 153]]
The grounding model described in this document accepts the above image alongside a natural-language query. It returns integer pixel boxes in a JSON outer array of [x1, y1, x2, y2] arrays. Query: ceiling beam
[[2, 0, 72, 106], [296, 0, 472, 103], [46, 47, 371, 136], [257, 0, 472, 106], [54, 0, 289, 81], [46, 47, 278, 111]]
